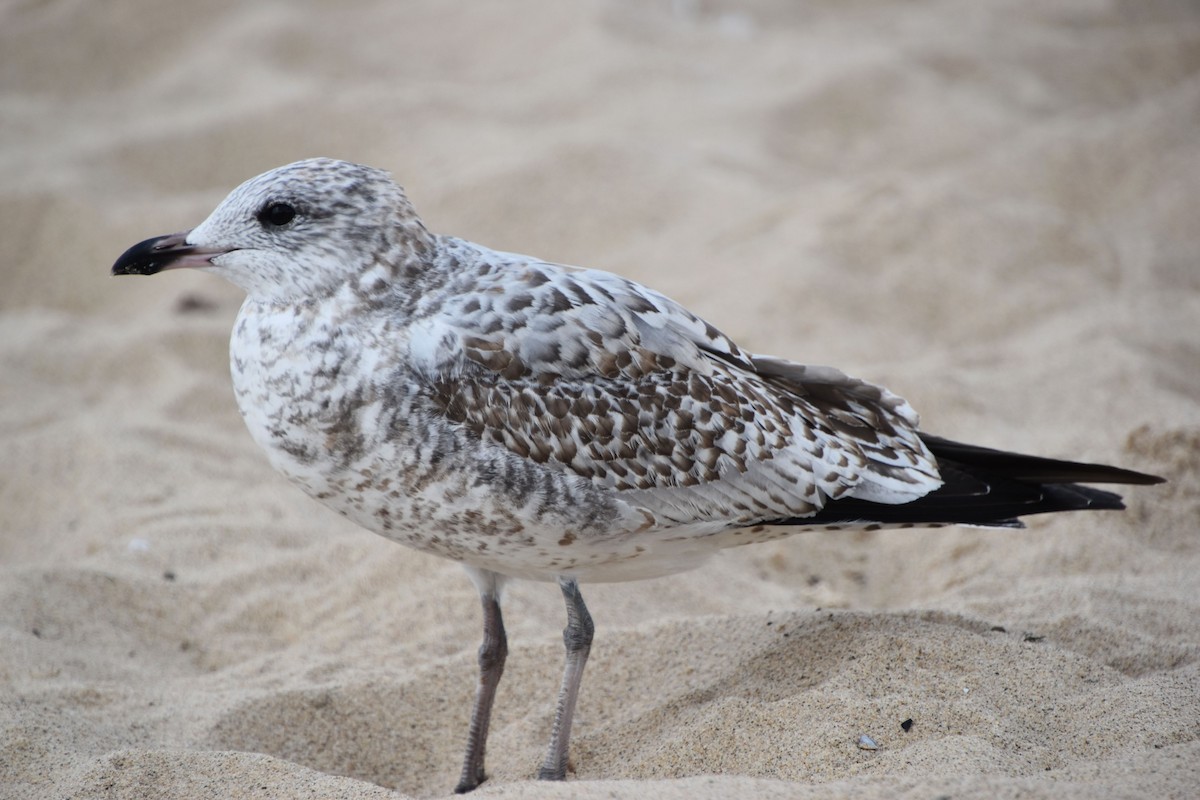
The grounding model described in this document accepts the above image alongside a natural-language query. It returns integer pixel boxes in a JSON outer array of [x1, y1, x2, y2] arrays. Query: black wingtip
[[918, 434, 1166, 486], [773, 436, 1159, 531]]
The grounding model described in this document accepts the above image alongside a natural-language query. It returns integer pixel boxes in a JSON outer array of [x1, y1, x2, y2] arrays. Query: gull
[[111, 158, 1163, 792]]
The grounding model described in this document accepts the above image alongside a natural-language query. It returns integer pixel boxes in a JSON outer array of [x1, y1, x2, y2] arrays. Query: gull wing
[[407, 241, 941, 529]]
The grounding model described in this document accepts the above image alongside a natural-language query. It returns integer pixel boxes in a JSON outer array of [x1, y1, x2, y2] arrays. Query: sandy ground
[[2, 1, 1199, 798]]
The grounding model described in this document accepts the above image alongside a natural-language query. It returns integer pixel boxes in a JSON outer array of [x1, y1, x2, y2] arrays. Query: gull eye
[[257, 202, 297, 228]]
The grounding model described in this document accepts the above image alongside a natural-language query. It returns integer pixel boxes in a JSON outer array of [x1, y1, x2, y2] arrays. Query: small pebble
[[174, 293, 219, 314]]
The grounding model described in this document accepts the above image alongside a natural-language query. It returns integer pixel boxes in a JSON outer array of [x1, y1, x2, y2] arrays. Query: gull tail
[[787, 434, 1165, 530]]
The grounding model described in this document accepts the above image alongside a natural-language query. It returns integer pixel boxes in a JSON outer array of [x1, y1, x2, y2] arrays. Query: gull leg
[[455, 572, 508, 794], [537, 576, 594, 781]]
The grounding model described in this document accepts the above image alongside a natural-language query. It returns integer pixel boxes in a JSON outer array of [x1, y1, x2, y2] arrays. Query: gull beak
[[111, 230, 229, 276]]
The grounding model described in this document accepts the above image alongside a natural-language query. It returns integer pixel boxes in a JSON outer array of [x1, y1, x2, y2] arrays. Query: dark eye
[[257, 202, 297, 227]]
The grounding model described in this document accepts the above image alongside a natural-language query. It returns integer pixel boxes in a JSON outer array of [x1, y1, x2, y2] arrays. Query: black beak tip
[[111, 231, 205, 276], [112, 235, 169, 276], [111, 262, 160, 277]]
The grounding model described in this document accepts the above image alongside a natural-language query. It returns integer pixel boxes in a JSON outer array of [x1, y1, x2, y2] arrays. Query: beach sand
[[2, 1, 1198, 797]]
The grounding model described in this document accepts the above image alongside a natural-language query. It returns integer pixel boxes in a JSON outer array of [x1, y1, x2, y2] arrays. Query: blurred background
[[2, 1, 1197, 797], [6, 0, 1197, 355]]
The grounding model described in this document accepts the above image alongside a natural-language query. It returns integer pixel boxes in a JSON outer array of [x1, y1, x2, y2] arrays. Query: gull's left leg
[[538, 576, 594, 781]]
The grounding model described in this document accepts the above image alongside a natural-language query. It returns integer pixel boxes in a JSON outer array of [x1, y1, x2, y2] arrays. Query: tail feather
[[778, 435, 1163, 530]]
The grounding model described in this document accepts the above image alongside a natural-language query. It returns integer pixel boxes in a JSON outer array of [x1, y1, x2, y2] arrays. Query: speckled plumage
[[189, 159, 944, 583], [111, 158, 1161, 791]]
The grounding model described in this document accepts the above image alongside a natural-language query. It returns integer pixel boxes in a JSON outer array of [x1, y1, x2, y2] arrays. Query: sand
[[2, 0, 1198, 798]]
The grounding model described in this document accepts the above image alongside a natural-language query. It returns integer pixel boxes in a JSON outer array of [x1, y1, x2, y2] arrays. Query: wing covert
[[409, 240, 942, 528]]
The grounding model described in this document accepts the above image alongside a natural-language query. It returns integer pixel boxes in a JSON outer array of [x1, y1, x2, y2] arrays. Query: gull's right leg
[[455, 568, 508, 794], [537, 576, 594, 782]]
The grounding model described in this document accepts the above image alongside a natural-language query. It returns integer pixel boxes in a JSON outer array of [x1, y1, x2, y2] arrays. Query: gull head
[[112, 158, 431, 301]]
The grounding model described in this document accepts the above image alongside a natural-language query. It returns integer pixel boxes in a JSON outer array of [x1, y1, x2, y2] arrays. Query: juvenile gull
[[111, 158, 1163, 792]]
